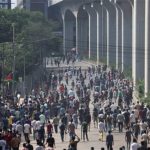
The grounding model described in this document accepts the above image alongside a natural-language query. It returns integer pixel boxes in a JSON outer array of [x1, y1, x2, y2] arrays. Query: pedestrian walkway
[[20, 60, 137, 150]]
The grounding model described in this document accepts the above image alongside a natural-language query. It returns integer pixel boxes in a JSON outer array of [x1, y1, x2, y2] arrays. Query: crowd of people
[[0, 57, 150, 150]]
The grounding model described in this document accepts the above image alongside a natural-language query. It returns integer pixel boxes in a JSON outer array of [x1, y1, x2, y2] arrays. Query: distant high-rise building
[[0, 0, 11, 9], [17, 0, 48, 17]]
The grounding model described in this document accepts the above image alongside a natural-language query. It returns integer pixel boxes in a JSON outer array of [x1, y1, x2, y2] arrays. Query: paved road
[[20, 60, 139, 150]]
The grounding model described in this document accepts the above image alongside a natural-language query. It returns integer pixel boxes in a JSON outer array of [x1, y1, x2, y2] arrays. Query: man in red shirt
[[47, 121, 53, 137]]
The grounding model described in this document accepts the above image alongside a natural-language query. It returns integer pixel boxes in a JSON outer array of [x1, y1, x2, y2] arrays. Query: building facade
[[0, 0, 11, 9], [17, 0, 49, 17], [50, 0, 150, 96]]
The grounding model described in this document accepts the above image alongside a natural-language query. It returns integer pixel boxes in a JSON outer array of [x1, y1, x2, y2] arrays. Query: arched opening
[[77, 6, 89, 58], [64, 9, 76, 54]]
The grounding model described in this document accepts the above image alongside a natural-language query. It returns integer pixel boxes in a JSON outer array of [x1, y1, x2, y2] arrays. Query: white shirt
[[130, 114, 136, 123], [16, 124, 23, 134], [12, 123, 16, 132], [35, 120, 41, 130], [24, 123, 30, 134], [39, 114, 46, 124], [31, 120, 37, 130], [0, 140, 6, 150], [98, 114, 104, 119], [98, 122, 105, 132], [134, 109, 139, 118], [68, 90, 75, 97], [35, 146, 45, 150], [110, 104, 117, 112], [130, 142, 140, 150]]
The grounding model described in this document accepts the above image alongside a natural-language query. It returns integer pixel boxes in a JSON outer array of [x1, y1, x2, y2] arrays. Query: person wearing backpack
[[81, 120, 89, 141], [59, 121, 66, 142]]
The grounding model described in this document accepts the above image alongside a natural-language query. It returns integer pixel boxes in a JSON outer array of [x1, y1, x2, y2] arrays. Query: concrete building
[[0, 0, 11, 9], [17, 0, 49, 17], [49, 0, 150, 96]]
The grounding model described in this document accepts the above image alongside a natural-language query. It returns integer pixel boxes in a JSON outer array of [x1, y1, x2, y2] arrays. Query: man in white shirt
[[98, 121, 105, 141], [130, 138, 140, 150], [24, 122, 31, 142], [35, 120, 42, 131], [130, 111, 136, 129], [0, 136, 6, 150], [31, 119, 37, 140], [110, 103, 117, 112], [16, 122, 23, 137]]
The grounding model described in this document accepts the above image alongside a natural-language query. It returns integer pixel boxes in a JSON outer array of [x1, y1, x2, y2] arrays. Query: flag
[[5, 72, 13, 81]]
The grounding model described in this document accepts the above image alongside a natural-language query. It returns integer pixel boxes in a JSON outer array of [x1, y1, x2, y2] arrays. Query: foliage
[[123, 67, 132, 79], [141, 92, 150, 105], [0, 9, 62, 78], [136, 79, 144, 98]]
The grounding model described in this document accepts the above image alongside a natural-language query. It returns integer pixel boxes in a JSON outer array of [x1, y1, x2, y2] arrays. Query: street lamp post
[[12, 23, 16, 97], [23, 56, 26, 97]]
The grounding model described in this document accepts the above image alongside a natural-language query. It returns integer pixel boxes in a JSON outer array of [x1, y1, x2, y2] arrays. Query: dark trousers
[[118, 122, 123, 132], [54, 124, 58, 133], [107, 143, 113, 150], [83, 131, 89, 141], [24, 133, 29, 142], [12, 148, 19, 150], [60, 132, 64, 142]]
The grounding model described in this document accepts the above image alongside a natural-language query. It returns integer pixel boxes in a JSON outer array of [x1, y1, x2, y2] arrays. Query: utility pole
[[2, 43, 4, 97], [23, 56, 26, 97], [12, 23, 16, 97]]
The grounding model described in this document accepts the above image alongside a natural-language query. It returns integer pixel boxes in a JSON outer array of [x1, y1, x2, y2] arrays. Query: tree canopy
[[0, 9, 62, 78]]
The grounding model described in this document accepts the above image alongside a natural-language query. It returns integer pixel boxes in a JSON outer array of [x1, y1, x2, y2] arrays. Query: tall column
[[103, 0, 116, 67], [62, 14, 66, 55], [96, 9, 100, 65], [115, 6, 119, 69], [75, 13, 78, 55], [63, 10, 76, 53], [115, 2, 124, 71], [132, 0, 145, 86], [77, 13, 89, 57], [145, 0, 150, 96], [109, 0, 119, 69], [84, 5, 97, 60], [117, 0, 132, 73], [92, 3, 102, 65], [101, 2, 110, 66], [88, 14, 91, 59]]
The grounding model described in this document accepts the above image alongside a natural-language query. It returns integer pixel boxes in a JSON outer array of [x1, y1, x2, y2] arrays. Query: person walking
[[47, 121, 53, 137], [53, 115, 59, 134], [68, 119, 76, 140], [106, 131, 114, 150], [117, 111, 125, 132], [130, 138, 140, 150], [68, 134, 80, 150], [10, 134, 20, 150], [125, 127, 132, 150], [81, 120, 89, 141], [46, 134, 55, 149], [59, 121, 66, 142], [98, 120, 105, 142], [24, 122, 31, 142]]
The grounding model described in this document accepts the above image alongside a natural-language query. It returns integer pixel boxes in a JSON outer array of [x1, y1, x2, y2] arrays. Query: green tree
[[0, 9, 62, 79]]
